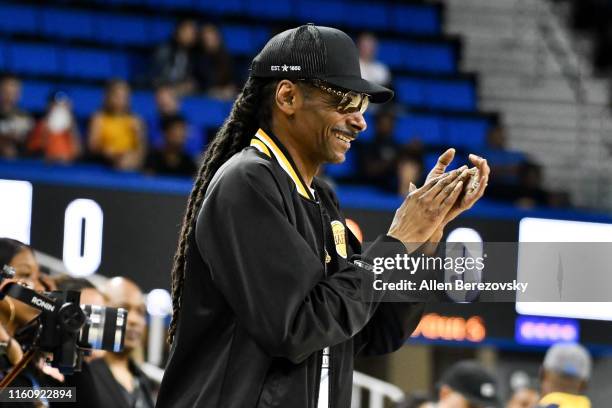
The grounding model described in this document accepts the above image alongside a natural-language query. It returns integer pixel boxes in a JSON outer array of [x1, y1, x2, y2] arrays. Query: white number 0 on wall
[[62, 199, 103, 277]]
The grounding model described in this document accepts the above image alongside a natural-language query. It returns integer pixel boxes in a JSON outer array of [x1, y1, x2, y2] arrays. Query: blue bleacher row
[[326, 143, 526, 181], [1, 42, 474, 111], [0, 3, 454, 73], [64, 0, 440, 34], [20, 80, 489, 152]]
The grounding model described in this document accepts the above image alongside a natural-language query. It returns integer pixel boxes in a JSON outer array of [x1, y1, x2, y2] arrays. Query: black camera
[[0, 265, 127, 374]]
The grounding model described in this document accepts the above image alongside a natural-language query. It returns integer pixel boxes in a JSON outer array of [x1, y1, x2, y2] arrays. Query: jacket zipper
[[316, 199, 333, 408]]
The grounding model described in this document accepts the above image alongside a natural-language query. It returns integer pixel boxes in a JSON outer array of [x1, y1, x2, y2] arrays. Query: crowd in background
[[0, 19, 570, 209]]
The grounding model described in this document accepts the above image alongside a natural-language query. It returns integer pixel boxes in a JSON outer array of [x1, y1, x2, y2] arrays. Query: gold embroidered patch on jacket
[[331, 220, 347, 259]]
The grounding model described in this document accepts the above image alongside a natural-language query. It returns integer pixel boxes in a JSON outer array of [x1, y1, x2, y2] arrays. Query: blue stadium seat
[[356, 113, 375, 143], [181, 97, 231, 128], [245, 0, 292, 19], [0, 41, 6, 71], [194, 0, 245, 14], [395, 78, 476, 111], [325, 149, 356, 180], [97, 0, 148, 4], [426, 81, 477, 111], [94, 15, 149, 46], [8, 44, 60, 76], [65, 86, 104, 118], [111, 53, 132, 79], [444, 118, 490, 150], [295, 1, 348, 25], [424, 152, 462, 173], [62, 48, 115, 79], [148, 18, 174, 43], [0, 4, 38, 34], [148, 0, 195, 9], [344, 3, 388, 30], [220, 26, 269, 56], [20, 81, 54, 113], [482, 150, 525, 166], [379, 41, 456, 73], [41, 9, 95, 40], [131, 90, 157, 121], [394, 79, 425, 106], [395, 115, 443, 146], [403, 43, 456, 73], [391, 5, 441, 35], [376, 42, 404, 68]]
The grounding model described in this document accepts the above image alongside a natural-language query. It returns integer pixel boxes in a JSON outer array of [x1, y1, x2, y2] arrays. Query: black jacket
[[156, 129, 425, 408]]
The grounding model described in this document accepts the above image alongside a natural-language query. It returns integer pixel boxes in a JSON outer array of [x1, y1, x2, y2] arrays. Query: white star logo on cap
[[282, 64, 288, 71]]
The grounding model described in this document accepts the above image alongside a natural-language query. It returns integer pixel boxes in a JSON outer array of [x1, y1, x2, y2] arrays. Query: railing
[[351, 371, 406, 408], [526, 0, 611, 209]]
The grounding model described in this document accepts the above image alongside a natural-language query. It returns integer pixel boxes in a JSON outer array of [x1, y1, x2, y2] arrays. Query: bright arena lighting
[[516, 217, 612, 321], [0, 179, 32, 244], [146, 288, 173, 317]]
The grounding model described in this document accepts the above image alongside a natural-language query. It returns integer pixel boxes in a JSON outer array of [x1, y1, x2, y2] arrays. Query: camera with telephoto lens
[[0, 264, 128, 374]]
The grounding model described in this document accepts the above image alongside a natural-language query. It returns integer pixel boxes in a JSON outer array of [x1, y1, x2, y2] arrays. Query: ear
[[275, 80, 301, 116]]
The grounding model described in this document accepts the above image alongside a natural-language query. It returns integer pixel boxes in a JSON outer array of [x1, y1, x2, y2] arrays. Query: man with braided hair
[[156, 24, 490, 408]]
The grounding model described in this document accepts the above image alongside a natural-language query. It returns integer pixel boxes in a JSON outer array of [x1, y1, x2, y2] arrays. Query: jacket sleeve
[[195, 161, 400, 364], [349, 230, 429, 357]]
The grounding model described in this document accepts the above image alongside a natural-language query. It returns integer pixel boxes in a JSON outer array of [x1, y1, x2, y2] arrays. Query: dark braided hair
[[167, 76, 278, 344]]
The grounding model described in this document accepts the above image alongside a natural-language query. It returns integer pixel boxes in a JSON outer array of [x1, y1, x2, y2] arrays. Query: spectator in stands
[[484, 123, 522, 180], [0, 74, 33, 159], [357, 33, 391, 87], [486, 160, 567, 208], [26, 91, 81, 163], [145, 114, 197, 177], [194, 24, 236, 100], [507, 385, 539, 408], [89, 277, 155, 408], [514, 161, 549, 208], [537, 343, 592, 408], [433, 361, 501, 408], [149, 84, 202, 157], [151, 19, 198, 95], [88, 80, 146, 171], [397, 146, 425, 196], [357, 110, 400, 191]]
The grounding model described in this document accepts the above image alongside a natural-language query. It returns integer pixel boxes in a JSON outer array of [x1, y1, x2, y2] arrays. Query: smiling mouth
[[334, 130, 356, 143]]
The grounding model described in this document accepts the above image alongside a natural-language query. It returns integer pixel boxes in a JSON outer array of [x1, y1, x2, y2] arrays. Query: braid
[[167, 77, 277, 345]]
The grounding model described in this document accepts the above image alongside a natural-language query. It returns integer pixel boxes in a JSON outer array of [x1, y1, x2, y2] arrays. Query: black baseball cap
[[250, 24, 394, 103], [440, 361, 502, 408]]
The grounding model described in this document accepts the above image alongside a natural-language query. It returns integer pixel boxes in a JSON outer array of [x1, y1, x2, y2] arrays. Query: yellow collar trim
[[251, 129, 313, 200], [249, 138, 271, 157]]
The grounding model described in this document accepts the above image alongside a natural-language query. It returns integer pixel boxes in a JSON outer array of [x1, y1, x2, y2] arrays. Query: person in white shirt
[[358, 33, 391, 87]]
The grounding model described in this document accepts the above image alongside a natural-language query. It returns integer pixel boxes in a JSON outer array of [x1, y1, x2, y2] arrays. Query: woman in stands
[[152, 18, 198, 96], [26, 91, 81, 164], [194, 23, 236, 100], [88, 80, 146, 171]]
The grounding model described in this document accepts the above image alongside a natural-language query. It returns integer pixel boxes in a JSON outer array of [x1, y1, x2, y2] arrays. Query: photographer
[[0, 237, 59, 407], [0, 238, 104, 408], [88, 277, 154, 408]]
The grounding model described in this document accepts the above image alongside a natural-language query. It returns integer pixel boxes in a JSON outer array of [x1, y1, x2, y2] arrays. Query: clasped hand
[[388, 148, 490, 253]]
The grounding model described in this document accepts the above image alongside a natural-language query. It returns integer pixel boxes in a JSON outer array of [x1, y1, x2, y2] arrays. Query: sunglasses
[[301, 79, 370, 114]]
